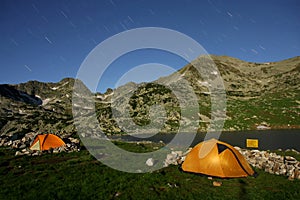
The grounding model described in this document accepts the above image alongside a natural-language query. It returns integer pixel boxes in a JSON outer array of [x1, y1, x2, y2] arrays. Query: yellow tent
[[30, 134, 65, 151], [182, 138, 254, 178]]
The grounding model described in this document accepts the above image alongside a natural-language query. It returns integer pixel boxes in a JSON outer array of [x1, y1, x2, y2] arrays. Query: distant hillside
[[0, 55, 299, 146]]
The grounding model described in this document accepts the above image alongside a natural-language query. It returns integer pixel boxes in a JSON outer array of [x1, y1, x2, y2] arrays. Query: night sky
[[1, 0, 299, 92]]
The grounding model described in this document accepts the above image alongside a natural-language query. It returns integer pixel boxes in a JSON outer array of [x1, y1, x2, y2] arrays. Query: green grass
[[224, 91, 300, 130], [1, 143, 300, 200]]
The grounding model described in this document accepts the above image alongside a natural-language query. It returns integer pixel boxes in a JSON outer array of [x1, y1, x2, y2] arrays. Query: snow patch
[[51, 81, 69, 90], [83, 106, 93, 110]]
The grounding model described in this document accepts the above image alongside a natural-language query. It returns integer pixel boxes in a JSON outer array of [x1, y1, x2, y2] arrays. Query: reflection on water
[[110, 129, 300, 151]]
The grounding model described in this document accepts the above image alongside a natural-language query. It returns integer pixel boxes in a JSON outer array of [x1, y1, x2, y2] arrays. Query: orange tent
[[182, 138, 254, 178], [30, 134, 65, 151]]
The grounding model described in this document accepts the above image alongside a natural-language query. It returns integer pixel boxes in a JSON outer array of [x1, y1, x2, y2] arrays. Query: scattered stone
[[15, 151, 23, 156], [237, 148, 300, 180], [213, 181, 222, 187], [7, 140, 12, 146], [234, 146, 241, 151], [53, 149, 60, 154], [4, 132, 80, 157], [288, 175, 294, 181], [163, 146, 300, 180], [19, 144, 26, 149], [208, 177, 213, 180], [31, 152, 40, 156], [21, 148, 27, 153], [146, 158, 155, 167], [164, 149, 191, 167], [114, 192, 121, 197], [69, 137, 80, 144]]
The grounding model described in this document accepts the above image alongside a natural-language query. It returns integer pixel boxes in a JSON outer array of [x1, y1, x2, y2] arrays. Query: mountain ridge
[[0, 55, 299, 148]]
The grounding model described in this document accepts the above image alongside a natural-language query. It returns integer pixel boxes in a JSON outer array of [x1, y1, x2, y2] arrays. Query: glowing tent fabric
[[30, 134, 65, 151], [182, 138, 254, 178]]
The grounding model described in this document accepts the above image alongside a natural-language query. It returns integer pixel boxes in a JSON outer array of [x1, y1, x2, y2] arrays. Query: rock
[[288, 175, 294, 181], [21, 148, 28, 153], [294, 169, 300, 179], [286, 165, 295, 172], [236, 146, 300, 178], [0, 140, 5, 146], [279, 168, 287, 175], [146, 158, 155, 167], [7, 140, 12, 146], [234, 146, 241, 151], [180, 156, 186, 162], [213, 181, 222, 187], [69, 137, 80, 144], [285, 156, 296, 161], [15, 151, 23, 156], [285, 156, 297, 164], [208, 177, 213, 180], [19, 144, 26, 149], [172, 151, 183, 157], [53, 149, 60, 153], [291, 149, 300, 154], [21, 137, 27, 143], [273, 163, 280, 174], [114, 192, 121, 197], [31, 152, 39, 156], [183, 148, 192, 156]]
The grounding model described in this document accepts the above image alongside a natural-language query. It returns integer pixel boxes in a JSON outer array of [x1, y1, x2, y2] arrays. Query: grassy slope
[[224, 91, 300, 131], [1, 143, 300, 200]]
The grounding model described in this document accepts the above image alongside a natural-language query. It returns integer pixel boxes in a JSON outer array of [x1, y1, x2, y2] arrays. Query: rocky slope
[[96, 55, 300, 133], [0, 78, 76, 147], [0, 55, 299, 149]]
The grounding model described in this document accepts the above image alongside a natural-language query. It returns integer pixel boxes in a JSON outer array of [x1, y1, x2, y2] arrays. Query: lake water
[[110, 129, 300, 151]]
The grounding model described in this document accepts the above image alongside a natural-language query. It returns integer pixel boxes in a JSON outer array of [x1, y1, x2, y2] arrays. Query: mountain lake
[[110, 129, 300, 151]]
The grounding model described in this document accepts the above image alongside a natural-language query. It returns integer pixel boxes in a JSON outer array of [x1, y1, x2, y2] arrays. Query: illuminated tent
[[30, 134, 65, 151], [182, 138, 254, 178]]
